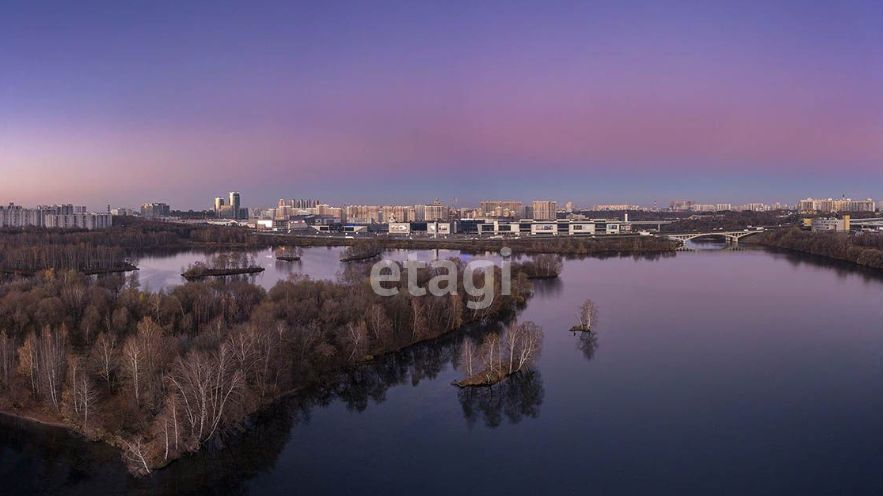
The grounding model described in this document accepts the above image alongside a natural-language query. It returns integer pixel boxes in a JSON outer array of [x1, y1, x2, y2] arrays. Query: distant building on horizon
[[0, 203, 112, 230], [479, 200, 523, 219], [592, 204, 643, 211], [669, 200, 694, 212], [797, 197, 875, 213], [228, 192, 241, 219], [278, 198, 319, 209], [419, 200, 448, 222], [140, 202, 171, 218], [531, 200, 557, 220], [212, 192, 246, 220]]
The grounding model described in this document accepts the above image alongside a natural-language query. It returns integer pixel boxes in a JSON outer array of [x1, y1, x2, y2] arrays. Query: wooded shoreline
[[746, 228, 883, 271]]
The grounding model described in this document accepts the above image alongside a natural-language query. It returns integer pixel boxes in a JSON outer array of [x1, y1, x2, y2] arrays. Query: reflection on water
[[458, 370, 545, 429], [133, 247, 515, 291], [531, 277, 563, 297], [574, 330, 599, 361], [4, 245, 883, 495]]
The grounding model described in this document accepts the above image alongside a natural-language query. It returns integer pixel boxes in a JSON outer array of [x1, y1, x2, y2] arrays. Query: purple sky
[[2, 0, 881, 210]]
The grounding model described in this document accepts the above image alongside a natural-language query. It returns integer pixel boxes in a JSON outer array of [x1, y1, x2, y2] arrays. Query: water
[[133, 247, 504, 291], [3, 243, 882, 495]]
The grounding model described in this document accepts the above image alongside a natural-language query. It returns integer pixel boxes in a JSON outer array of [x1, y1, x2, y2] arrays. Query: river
[[2, 242, 881, 495]]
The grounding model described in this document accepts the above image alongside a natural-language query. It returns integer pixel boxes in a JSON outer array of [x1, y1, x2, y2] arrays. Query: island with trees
[[570, 299, 598, 332], [512, 255, 563, 279], [181, 252, 265, 280], [275, 246, 303, 262], [454, 321, 543, 387], [338, 240, 383, 262]]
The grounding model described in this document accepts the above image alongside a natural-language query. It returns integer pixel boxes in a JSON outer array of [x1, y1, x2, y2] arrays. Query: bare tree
[[65, 356, 97, 429], [345, 321, 368, 362], [17, 332, 39, 396], [458, 337, 476, 377], [479, 333, 501, 384], [122, 436, 152, 475], [366, 303, 393, 349], [410, 298, 430, 341], [91, 331, 117, 390], [575, 299, 598, 331], [166, 344, 243, 450], [512, 321, 543, 372], [37, 326, 68, 411], [121, 317, 164, 406]]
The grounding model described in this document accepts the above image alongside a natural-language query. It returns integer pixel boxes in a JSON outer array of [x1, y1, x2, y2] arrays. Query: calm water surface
[[2, 243, 881, 495]]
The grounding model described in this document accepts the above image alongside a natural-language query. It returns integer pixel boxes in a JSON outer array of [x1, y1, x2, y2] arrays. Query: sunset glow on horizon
[[2, 0, 881, 209]]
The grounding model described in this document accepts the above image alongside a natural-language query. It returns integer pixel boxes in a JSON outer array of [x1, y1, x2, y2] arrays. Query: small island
[[275, 246, 303, 262], [512, 254, 563, 279], [570, 299, 598, 332], [181, 252, 264, 280], [454, 321, 543, 387], [339, 241, 382, 262]]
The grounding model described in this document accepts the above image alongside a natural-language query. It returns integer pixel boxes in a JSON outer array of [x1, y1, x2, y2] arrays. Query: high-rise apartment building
[[345, 205, 382, 224], [531, 200, 557, 220], [419, 200, 448, 221], [228, 192, 241, 219], [797, 197, 876, 213], [382, 205, 416, 223], [278, 198, 319, 209], [480, 201, 523, 219], [140, 202, 171, 218], [0, 203, 112, 229]]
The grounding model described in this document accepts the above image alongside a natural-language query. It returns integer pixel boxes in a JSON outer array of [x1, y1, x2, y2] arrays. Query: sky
[[2, 0, 881, 210]]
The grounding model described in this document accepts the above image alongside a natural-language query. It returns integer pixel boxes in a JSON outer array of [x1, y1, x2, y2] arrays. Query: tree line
[[751, 228, 883, 270], [0, 218, 269, 273]]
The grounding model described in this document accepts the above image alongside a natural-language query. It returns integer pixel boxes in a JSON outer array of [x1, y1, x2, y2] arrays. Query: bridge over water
[[662, 230, 765, 244]]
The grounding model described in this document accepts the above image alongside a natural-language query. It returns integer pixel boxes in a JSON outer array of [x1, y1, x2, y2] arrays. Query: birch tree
[[166, 344, 243, 450], [121, 317, 164, 406], [576, 299, 598, 331], [91, 331, 117, 390]]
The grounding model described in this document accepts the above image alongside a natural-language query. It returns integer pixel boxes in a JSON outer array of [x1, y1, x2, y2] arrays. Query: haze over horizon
[[2, 0, 881, 210]]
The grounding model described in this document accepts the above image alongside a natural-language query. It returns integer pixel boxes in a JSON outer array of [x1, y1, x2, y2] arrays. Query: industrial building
[[811, 216, 851, 232]]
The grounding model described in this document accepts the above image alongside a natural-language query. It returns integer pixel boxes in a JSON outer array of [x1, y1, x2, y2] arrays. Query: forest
[[661, 210, 798, 232], [0, 243, 534, 475], [0, 219, 262, 273], [750, 228, 883, 270]]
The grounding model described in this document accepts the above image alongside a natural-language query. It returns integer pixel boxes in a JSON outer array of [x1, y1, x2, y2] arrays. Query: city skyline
[[1, 192, 879, 214], [3, 0, 882, 209]]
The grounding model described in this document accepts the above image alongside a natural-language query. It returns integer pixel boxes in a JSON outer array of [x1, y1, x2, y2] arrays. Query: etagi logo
[[370, 248, 512, 310]]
